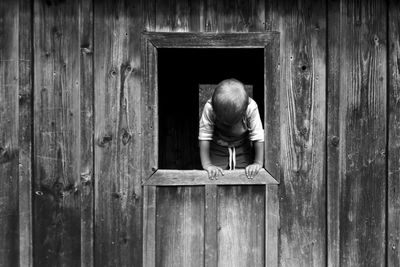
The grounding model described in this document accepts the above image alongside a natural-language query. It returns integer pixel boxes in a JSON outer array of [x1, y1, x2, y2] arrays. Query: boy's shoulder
[[247, 97, 258, 110]]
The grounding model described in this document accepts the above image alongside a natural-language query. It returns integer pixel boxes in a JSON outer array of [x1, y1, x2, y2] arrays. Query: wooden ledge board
[[142, 31, 280, 48], [143, 169, 278, 186]]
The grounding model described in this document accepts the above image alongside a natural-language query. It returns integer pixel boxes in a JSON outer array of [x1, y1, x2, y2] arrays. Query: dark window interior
[[158, 48, 264, 169]]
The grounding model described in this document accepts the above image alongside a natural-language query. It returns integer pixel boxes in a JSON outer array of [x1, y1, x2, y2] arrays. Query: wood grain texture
[[0, 1, 19, 266], [156, 186, 205, 267], [205, 184, 218, 267], [389, 0, 400, 265], [94, 0, 143, 266], [143, 186, 156, 267], [80, 0, 94, 265], [204, 0, 265, 32], [144, 169, 277, 186], [217, 185, 265, 267], [144, 31, 278, 48], [264, 34, 281, 182], [266, 184, 279, 267], [18, 0, 33, 265], [33, 0, 82, 265], [328, 0, 387, 266], [327, 0, 341, 266], [266, 0, 327, 266]]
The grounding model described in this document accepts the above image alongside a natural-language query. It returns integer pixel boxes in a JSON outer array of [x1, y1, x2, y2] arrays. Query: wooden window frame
[[141, 32, 280, 267]]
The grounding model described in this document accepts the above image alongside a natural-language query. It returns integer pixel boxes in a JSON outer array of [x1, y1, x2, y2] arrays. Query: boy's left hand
[[245, 163, 262, 179]]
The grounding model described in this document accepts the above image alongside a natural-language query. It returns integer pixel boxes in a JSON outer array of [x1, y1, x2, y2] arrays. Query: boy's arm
[[199, 140, 224, 179], [245, 141, 264, 179], [253, 141, 264, 165], [199, 140, 212, 169]]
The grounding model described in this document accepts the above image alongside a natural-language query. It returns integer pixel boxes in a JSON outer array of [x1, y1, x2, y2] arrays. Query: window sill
[[143, 168, 278, 186]]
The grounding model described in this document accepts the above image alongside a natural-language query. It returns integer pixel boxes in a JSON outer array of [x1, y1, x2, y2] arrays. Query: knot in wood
[[112, 192, 121, 199], [81, 172, 92, 184], [0, 145, 15, 164], [300, 127, 308, 137], [35, 191, 44, 196], [19, 93, 30, 104], [330, 136, 340, 147], [81, 46, 92, 54], [373, 35, 380, 46], [109, 68, 118, 76], [121, 129, 131, 145], [97, 134, 113, 147]]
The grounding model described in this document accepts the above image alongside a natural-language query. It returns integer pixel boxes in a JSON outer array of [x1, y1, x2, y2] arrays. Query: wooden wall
[[0, 0, 399, 266]]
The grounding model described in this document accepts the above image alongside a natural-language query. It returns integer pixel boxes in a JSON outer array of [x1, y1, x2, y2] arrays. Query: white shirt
[[199, 97, 264, 143]]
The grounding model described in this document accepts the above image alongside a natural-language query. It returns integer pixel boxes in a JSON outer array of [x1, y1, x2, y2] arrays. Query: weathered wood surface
[[144, 31, 278, 48], [264, 34, 281, 182], [0, 1, 19, 266], [217, 185, 265, 267], [266, 0, 327, 266], [328, 0, 387, 266], [4, 1, 399, 267], [389, 0, 400, 265], [144, 169, 277, 186], [327, 0, 341, 266], [19, 0, 33, 265], [156, 186, 205, 266], [94, 0, 143, 266], [205, 184, 218, 267], [266, 184, 279, 267], [143, 186, 156, 267], [79, 0, 94, 265], [204, 0, 265, 32], [33, 0, 82, 265]]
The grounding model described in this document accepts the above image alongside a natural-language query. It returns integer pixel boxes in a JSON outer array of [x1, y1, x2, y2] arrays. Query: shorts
[[209, 139, 253, 170]]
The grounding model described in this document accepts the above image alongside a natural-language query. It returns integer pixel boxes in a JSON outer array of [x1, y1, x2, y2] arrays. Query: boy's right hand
[[204, 165, 224, 180]]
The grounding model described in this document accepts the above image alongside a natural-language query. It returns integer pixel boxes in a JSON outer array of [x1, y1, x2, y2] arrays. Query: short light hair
[[211, 78, 248, 125]]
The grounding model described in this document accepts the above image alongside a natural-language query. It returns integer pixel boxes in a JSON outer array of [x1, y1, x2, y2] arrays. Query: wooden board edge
[[143, 169, 278, 186], [265, 184, 279, 267], [143, 186, 156, 267]]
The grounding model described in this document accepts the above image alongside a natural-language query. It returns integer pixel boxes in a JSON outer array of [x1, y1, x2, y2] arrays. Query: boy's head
[[212, 78, 249, 125]]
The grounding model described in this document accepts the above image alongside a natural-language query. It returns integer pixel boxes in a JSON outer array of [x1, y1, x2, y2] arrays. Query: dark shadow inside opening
[[158, 48, 265, 169]]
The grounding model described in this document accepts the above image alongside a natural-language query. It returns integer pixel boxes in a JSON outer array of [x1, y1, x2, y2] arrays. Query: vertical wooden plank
[[80, 0, 94, 265], [94, 0, 143, 265], [266, 184, 279, 267], [389, 0, 400, 265], [33, 0, 82, 265], [143, 186, 156, 267], [0, 0, 19, 266], [156, 186, 205, 267], [142, 1, 156, 265], [155, 0, 190, 31], [18, 0, 33, 265], [327, 0, 340, 266], [264, 34, 281, 182], [204, 0, 265, 32], [143, 0, 156, 31], [328, 0, 387, 266], [217, 186, 265, 267], [205, 184, 218, 267], [266, 0, 327, 266]]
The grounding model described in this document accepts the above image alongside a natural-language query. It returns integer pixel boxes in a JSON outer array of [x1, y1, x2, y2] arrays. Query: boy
[[199, 78, 264, 179]]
